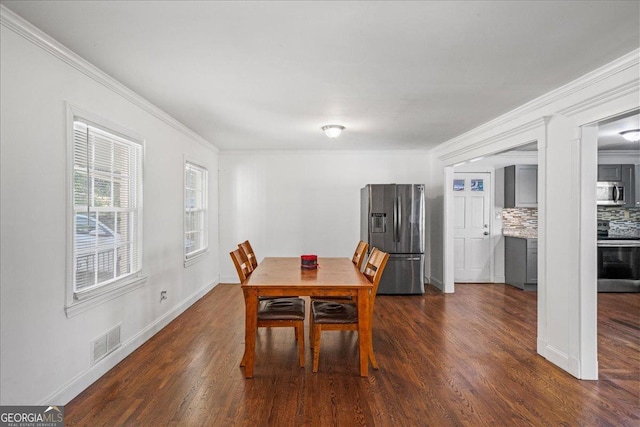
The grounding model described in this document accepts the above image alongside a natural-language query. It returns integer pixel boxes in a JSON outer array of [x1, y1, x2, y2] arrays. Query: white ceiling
[[2, 1, 639, 151], [598, 111, 640, 151]]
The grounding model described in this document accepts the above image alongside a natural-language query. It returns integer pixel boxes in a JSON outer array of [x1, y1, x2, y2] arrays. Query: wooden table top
[[242, 257, 371, 289]]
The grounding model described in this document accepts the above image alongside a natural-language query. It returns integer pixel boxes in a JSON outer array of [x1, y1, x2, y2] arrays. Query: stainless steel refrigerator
[[360, 184, 425, 294]]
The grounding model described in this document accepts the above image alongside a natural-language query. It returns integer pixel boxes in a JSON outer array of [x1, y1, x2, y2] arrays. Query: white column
[[577, 124, 599, 380], [538, 114, 598, 379], [443, 166, 455, 293]]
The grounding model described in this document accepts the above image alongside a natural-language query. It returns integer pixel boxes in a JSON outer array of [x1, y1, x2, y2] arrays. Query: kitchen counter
[[502, 228, 537, 239], [504, 231, 639, 240]]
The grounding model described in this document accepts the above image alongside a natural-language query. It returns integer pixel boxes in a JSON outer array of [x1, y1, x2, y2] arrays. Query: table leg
[[242, 288, 258, 378], [357, 288, 370, 377]]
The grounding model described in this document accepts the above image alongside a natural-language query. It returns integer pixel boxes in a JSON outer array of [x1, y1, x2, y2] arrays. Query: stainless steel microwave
[[597, 181, 625, 206]]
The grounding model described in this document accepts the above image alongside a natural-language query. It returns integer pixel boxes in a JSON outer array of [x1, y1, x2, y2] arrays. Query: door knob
[[483, 231, 489, 236]]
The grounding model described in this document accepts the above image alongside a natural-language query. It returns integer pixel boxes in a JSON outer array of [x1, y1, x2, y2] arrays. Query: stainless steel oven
[[597, 239, 640, 292]]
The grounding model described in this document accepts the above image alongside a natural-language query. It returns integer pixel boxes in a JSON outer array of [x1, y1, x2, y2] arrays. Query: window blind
[[73, 120, 142, 292], [185, 161, 207, 259]]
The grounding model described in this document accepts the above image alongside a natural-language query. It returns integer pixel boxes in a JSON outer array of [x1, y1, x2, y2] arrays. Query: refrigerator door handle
[[395, 196, 401, 242], [393, 197, 398, 242]]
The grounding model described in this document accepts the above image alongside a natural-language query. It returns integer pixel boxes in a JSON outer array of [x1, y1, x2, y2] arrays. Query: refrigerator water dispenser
[[371, 213, 386, 233]]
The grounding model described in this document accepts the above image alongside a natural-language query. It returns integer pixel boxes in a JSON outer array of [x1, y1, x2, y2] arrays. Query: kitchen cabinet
[[505, 237, 537, 291], [621, 165, 637, 207], [598, 165, 622, 181], [504, 165, 537, 208], [636, 165, 640, 207]]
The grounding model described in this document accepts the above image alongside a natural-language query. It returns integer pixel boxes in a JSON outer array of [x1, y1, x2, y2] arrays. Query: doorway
[[595, 109, 640, 381]]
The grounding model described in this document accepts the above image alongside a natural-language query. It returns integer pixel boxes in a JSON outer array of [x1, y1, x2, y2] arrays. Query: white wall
[[0, 15, 219, 404], [219, 151, 429, 282]]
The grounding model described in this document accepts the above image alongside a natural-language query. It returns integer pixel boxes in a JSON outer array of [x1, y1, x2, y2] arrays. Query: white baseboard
[[40, 280, 219, 405], [494, 275, 506, 283], [539, 341, 574, 378], [428, 276, 444, 291], [578, 359, 599, 380], [220, 274, 241, 284]]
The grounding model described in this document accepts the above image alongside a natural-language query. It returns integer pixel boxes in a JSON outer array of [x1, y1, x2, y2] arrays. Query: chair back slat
[[238, 240, 258, 270], [230, 248, 253, 283], [352, 240, 369, 270]]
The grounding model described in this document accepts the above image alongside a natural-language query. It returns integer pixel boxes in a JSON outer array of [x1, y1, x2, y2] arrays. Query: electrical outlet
[[160, 290, 167, 302], [624, 210, 630, 219]]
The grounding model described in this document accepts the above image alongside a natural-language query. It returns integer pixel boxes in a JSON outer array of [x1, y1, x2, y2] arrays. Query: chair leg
[[309, 313, 315, 348], [312, 325, 322, 372], [296, 323, 305, 367]]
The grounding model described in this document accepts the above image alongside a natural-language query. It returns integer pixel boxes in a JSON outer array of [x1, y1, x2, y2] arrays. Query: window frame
[[184, 158, 209, 266], [65, 104, 146, 317]]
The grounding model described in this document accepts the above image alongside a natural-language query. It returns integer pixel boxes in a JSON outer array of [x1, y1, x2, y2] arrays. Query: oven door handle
[[598, 241, 640, 247]]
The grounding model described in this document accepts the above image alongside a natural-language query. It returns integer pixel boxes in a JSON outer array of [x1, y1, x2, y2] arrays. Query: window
[[72, 118, 143, 297], [453, 179, 465, 191], [471, 179, 484, 192], [184, 161, 208, 263]]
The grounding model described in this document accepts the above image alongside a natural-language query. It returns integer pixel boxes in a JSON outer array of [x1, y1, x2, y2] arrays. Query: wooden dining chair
[[238, 240, 258, 270], [309, 247, 389, 373], [230, 249, 306, 367], [352, 240, 369, 270]]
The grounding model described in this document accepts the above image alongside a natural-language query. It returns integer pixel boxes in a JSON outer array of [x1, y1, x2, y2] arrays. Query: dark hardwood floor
[[64, 284, 639, 426]]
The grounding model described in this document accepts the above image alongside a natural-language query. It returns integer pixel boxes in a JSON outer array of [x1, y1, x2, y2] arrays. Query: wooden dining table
[[241, 257, 373, 378]]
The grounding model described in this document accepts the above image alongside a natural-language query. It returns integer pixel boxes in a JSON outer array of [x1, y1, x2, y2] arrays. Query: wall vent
[[91, 324, 121, 365]]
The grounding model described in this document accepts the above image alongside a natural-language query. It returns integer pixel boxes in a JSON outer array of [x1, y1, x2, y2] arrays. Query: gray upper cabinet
[[504, 165, 538, 208], [636, 165, 640, 207], [597, 165, 622, 181], [621, 165, 637, 207]]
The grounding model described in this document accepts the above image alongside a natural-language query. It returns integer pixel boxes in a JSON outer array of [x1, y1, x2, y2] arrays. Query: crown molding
[[494, 150, 538, 159], [433, 49, 640, 160], [219, 148, 431, 156], [437, 117, 545, 162], [597, 150, 640, 160], [558, 78, 640, 117], [0, 5, 218, 153]]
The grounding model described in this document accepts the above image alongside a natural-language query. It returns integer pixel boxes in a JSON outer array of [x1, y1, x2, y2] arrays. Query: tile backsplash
[[502, 208, 538, 231], [502, 207, 639, 236], [598, 207, 640, 234]]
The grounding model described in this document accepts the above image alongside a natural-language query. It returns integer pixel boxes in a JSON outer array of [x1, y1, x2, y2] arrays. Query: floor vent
[[92, 324, 121, 365]]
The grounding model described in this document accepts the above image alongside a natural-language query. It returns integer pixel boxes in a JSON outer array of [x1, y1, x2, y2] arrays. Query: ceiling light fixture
[[620, 129, 640, 142], [322, 125, 345, 139]]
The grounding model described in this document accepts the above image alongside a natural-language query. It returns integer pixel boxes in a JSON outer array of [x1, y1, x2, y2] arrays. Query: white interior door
[[453, 172, 492, 282]]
